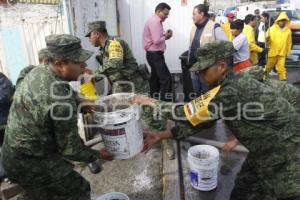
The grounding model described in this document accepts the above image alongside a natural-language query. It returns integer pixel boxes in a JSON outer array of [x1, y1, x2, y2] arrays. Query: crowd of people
[[0, 2, 299, 200], [223, 9, 292, 81]]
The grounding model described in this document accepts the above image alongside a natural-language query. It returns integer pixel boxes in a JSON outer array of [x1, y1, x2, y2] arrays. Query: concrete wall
[[118, 0, 210, 73], [117, 0, 240, 73]]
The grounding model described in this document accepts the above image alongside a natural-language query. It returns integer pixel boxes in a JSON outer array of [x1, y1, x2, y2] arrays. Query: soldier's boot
[[87, 161, 101, 174], [162, 139, 175, 160]]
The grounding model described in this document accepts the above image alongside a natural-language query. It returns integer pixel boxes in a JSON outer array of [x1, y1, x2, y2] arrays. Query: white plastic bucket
[[187, 145, 219, 191], [93, 93, 143, 160], [96, 192, 130, 200]]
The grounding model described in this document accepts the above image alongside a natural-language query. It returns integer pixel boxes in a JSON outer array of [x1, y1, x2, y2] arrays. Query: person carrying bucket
[[1, 34, 114, 200], [133, 41, 300, 199], [85, 20, 174, 160]]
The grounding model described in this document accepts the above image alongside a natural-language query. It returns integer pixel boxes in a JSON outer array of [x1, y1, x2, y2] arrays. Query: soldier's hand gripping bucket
[[93, 93, 143, 159], [188, 145, 219, 191]]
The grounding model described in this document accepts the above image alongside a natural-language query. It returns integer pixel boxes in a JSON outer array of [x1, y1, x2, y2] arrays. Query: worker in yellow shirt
[[221, 12, 235, 41], [266, 12, 292, 81], [243, 14, 263, 65]]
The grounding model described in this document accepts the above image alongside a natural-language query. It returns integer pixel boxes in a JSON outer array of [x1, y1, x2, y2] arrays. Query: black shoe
[[88, 161, 101, 174]]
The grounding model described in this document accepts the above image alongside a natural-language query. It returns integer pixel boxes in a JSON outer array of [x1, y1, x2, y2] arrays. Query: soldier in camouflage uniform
[[133, 41, 300, 199], [85, 21, 149, 94], [85, 21, 174, 158], [223, 66, 300, 151], [1, 34, 113, 200], [241, 66, 300, 114]]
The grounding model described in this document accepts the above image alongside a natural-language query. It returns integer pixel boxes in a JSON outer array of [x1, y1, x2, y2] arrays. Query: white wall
[[118, 0, 204, 73], [290, 0, 300, 9], [65, 0, 118, 71]]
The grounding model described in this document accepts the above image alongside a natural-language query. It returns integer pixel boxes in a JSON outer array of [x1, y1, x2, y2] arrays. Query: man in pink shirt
[[143, 2, 173, 101]]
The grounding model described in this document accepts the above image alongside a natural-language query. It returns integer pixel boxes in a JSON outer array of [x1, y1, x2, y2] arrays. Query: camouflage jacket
[[265, 78, 300, 114], [15, 65, 36, 89], [157, 72, 300, 197], [95, 36, 147, 93], [240, 66, 300, 115], [2, 65, 99, 179]]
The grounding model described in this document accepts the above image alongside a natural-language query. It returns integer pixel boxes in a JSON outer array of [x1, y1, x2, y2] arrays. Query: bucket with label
[[187, 145, 219, 191], [96, 192, 129, 200], [93, 93, 143, 160]]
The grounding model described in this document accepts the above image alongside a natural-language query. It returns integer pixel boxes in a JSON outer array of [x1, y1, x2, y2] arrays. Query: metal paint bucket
[[93, 93, 143, 160]]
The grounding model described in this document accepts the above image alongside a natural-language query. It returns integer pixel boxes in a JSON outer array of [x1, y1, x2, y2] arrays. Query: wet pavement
[[180, 121, 248, 200], [77, 142, 163, 200], [181, 142, 247, 200]]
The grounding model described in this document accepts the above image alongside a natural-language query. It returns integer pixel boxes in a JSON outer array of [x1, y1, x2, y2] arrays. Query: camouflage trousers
[[231, 160, 300, 200], [1, 146, 91, 200], [16, 170, 91, 200]]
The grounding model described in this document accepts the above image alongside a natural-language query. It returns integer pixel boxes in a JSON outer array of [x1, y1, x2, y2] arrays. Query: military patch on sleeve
[[184, 85, 221, 126], [108, 40, 123, 59]]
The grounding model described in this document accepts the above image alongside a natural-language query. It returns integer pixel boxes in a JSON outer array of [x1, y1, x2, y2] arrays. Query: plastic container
[[187, 145, 219, 191], [93, 93, 143, 160], [80, 80, 98, 100], [96, 192, 130, 200]]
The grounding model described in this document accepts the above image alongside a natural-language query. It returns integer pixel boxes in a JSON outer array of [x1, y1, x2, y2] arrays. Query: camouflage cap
[[189, 41, 235, 72], [85, 21, 106, 37], [38, 48, 49, 59], [45, 34, 93, 62]]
